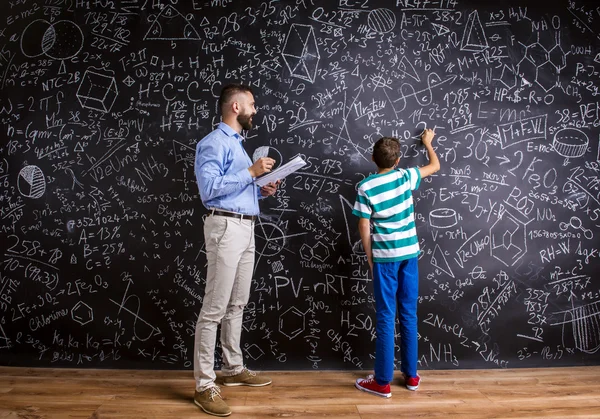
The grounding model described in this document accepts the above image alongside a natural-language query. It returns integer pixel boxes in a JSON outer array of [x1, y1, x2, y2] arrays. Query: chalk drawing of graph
[[553, 299, 600, 354], [282, 24, 320, 83], [144, 5, 201, 40], [109, 279, 161, 342]]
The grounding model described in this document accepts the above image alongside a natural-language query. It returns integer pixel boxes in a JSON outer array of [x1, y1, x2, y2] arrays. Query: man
[[193, 84, 279, 417]]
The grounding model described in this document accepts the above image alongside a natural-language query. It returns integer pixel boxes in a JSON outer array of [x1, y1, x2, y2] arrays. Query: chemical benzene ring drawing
[[279, 306, 306, 340], [71, 301, 93, 326], [489, 210, 527, 267], [144, 5, 201, 40], [21, 19, 84, 60], [18, 165, 46, 199], [282, 24, 320, 83]]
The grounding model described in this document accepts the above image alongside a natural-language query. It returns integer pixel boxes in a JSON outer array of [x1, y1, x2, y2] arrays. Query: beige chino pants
[[194, 214, 255, 391]]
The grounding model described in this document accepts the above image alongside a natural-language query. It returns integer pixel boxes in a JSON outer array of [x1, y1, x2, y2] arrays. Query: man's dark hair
[[373, 137, 400, 169], [218, 84, 254, 113]]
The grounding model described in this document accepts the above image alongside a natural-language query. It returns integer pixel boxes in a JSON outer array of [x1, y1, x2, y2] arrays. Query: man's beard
[[237, 113, 253, 130]]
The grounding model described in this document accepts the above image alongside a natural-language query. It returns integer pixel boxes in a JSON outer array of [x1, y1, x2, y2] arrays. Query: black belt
[[211, 210, 257, 222]]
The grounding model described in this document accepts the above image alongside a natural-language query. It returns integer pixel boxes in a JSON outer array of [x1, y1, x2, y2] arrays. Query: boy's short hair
[[373, 137, 400, 168], [218, 84, 254, 114]]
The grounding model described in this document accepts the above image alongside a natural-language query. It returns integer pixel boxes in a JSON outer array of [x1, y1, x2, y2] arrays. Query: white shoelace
[[206, 385, 222, 401]]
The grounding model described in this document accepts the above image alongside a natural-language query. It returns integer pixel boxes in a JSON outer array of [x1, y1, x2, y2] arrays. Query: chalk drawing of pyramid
[[144, 5, 201, 40], [282, 24, 320, 83], [461, 10, 488, 52]]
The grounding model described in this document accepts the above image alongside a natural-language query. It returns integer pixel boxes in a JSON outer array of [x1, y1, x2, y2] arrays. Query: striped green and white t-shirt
[[352, 168, 421, 263]]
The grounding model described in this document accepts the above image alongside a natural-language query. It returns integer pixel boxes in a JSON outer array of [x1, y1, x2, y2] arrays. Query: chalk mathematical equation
[[1, 0, 600, 370]]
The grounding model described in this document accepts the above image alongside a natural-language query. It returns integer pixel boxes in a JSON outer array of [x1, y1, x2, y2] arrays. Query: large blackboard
[[1, 0, 600, 370]]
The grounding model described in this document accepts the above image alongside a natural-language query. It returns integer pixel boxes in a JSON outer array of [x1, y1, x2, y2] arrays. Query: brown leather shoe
[[222, 368, 272, 387], [193, 386, 231, 417]]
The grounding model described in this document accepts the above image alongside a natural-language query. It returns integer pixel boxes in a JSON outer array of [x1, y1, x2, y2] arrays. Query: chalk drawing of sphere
[[367, 8, 396, 33], [18, 165, 46, 199], [21, 19, 84, 60], [552, 128, 589, 158]]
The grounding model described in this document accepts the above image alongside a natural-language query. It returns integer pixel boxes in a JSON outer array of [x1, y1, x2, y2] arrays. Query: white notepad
[[254, 155, 306, 187]]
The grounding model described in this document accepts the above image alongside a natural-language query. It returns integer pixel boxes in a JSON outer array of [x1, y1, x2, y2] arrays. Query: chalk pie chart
[[18, 165, 46, 199]]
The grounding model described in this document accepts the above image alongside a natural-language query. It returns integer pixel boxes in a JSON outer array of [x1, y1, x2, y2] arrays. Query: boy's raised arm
[[418, 128, 441, 179]]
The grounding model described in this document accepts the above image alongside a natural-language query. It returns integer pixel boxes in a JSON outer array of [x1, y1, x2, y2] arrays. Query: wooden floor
[[1, 367, 600, 418]]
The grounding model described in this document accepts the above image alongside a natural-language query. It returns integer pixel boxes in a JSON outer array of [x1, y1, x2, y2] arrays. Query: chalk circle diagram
[[552, 128, 589, 159], [21, 19, 83, 60], [144, 5, 201, 40], [367, 8, 396, 33], [429, 208, 458, 229], [252, 146, 283, 171], [255, 221, 287, 257], [18, 165, 46, 199]]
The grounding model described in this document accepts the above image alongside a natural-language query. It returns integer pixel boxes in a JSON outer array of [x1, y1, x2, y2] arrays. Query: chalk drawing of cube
[[282, 24, 320, 83], [76, 70, 118, 113]]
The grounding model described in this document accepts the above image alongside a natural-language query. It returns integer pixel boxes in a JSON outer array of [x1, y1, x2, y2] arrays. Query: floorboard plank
[[0, 367, 598, 418]]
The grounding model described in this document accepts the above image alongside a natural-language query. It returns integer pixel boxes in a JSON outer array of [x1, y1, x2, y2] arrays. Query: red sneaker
[[355, 375, 391, 398], [403, 373, 421, 391]]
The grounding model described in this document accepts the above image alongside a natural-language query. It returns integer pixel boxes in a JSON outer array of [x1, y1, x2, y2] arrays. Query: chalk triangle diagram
[[339, 194, 365, 254], [400, 55, 420, 82], [144, 5, 201, 40], [431, 243, 454, 278], [461, 10, 488, 52], [0, 323, 9, 349], [431, 23, 450, 36], [594, 52, 600, 64], [172, 140, 195, 165]]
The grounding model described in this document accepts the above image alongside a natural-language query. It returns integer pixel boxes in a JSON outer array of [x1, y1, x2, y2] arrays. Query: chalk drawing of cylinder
[[429, 208, 458, 229], [560, 302, 600, 354], [552, 128, 589, 158]]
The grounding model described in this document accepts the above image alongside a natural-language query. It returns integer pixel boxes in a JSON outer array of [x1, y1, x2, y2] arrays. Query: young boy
[[352, 128, 440, 398]]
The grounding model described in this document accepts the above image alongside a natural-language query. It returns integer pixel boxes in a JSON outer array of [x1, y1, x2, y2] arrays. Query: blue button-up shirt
[[195, 122, 262, 216]]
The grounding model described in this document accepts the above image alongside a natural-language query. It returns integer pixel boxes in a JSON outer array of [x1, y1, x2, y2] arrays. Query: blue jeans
[[372, 257, 419, 385]]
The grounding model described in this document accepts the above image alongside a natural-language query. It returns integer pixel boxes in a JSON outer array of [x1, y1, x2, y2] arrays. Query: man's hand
[[260, 180, 280, 197], [249, 157, 276, 178], [421, 128, 435, 146]]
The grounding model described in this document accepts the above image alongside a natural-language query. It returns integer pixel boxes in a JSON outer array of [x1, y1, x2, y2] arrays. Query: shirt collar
[[218, 122, 244, 141]]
